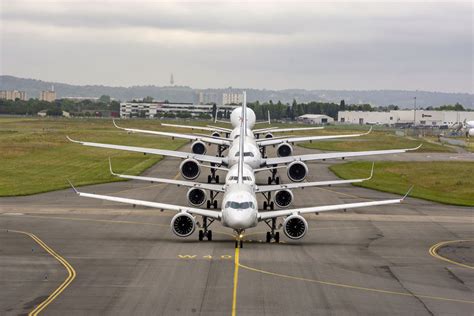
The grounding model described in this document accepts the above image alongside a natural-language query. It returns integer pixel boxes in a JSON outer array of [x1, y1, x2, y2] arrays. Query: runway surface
[[1, 145, 473, 315]]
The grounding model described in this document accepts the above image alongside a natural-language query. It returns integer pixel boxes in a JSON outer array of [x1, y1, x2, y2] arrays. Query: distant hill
[[1, 75, 472, 108]]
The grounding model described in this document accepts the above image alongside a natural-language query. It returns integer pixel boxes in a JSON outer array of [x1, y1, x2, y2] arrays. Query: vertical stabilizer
[[237, 92, 247, 184]]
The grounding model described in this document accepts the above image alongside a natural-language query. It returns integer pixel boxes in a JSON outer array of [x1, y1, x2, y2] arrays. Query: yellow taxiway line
[[4, 229, 76, 315], [429, 239, 474, 270], [232, 247, 240, 316]]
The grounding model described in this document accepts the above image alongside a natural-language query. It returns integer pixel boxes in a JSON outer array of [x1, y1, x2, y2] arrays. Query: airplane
[[69, 98, 414, 248], [464, 120, 474, 138], [108, 158, 375, 210]]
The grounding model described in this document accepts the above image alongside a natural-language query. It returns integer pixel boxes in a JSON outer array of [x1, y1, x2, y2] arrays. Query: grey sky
[[1, 0, 472, 92]]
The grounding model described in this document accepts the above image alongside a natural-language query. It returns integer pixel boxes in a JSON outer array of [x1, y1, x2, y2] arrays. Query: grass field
[[299, 129, 454, 153], [0, 117, 188, 196], [330, 161, 474, 206]]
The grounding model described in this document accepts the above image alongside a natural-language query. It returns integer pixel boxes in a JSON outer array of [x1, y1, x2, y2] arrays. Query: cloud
[[1, 0, 472, 92]]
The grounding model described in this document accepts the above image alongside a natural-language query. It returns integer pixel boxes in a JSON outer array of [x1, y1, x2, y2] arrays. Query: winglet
[[364, 126, 373, 135], [66, 136, 80, 143], [108, 157, 117, 176], [113, 119, 123, 130], [67, 179, 79, 194], [411, 144, 423, 151], [402, 185, 414, 201], [368, 162, 375, 179]]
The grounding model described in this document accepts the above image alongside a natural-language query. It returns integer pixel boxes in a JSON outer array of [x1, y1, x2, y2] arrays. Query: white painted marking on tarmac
[[2, 213, 24, 216]]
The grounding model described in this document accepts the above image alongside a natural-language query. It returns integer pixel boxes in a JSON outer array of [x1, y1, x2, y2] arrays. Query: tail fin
[[237, 92, 247, 184]]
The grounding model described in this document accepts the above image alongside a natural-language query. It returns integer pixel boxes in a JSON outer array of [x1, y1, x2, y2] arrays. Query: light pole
[[413, 96, 417, 127]]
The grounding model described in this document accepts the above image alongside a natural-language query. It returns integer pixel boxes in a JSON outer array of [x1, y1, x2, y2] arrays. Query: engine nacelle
[[287, 161, 308, 182], [180, 159, 200, 180], [277, 143, 293, 157], [171, 213, 196, 237], [264, 132, 273, 139], [191, 141, 207, 155], [212, 131, 220, 138], [468, 129, 474, 137], [187, 188, 207, 207], [283, 215, 308, 239], [274, 189, 293, 208]]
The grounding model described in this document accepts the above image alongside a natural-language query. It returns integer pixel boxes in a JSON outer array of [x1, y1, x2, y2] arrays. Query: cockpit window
[[234, 152, 254, 157], [225, 201, 254, 209]]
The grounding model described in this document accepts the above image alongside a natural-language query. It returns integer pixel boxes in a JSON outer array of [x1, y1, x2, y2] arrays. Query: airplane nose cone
[[223, 210, 256, 229]]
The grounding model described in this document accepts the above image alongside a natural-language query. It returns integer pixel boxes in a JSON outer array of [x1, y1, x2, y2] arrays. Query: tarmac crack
[[379, 265, 434, 316], [444, 267, 465, 285]]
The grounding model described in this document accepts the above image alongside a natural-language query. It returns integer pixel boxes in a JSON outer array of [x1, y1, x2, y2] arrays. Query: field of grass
[[299, 129, 454, 153], [0, 117, 188, 196], [330, 161, 474, 206]]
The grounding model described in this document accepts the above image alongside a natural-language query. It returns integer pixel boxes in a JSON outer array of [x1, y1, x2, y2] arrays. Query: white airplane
[[108, 158, 375, 210], [465, 120, 474, 137], [69, 102, 413, 247], [68, 93, 420, 185]]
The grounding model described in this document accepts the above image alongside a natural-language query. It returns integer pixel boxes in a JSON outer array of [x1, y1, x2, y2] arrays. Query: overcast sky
[[1, 0, 472, 92]]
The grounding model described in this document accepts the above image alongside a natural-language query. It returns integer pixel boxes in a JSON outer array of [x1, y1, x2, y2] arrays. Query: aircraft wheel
[[207, 230, 213, 241], [206, 200, 211, 209], [275, 232, 280, 243], [198, 230, 204, 241], [207, 175, 212, 183], [263, 201, 268, 210], [266, 232, 271, 243], [213, 200, 218, 209], [235, 241, 238, 248], [240, 240, 243, 248], [270, 202, 274, 210], [275, 177, 280, 185], [268, 177, 272, 185], [215, 175, 220, 183]]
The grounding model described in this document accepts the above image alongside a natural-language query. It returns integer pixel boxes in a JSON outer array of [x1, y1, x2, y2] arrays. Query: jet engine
[[468, 129, 474, 137], [287, 161, 308, 182], [171, 213, 196, 237], [283, 215, 308, 239], [191, 141, 207, 155], [264, 132, 274, 139], [187, 188, 207, 207], [276, 143, 293, 157], [211, 131, 220, 138], [274, 189, 293, 208], [180, 159, 200, 180]]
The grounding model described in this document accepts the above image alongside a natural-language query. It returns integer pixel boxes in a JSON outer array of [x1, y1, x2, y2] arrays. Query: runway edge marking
[[3, 229, 77, 315], [429, 239, 474, 270]]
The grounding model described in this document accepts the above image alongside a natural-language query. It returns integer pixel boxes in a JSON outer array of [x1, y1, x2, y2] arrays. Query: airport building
[[338, 110, 474, 126], [120, 102, 237, 118], [195, 91, 219, 105], [0, 90, 27, 101], [297, 114, 334, 125]]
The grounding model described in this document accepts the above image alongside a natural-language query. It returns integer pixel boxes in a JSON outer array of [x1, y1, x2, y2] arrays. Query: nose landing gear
[[234, 230, 244, 248]]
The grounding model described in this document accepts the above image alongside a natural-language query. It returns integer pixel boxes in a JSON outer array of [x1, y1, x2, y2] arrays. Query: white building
[[120, 102, 237, 118], [39, 90, 56, 102], [222, 92, 243, 105], [297, 114, 334, 125], [196, 91, 219, 105], [338, 110, 474, 126]]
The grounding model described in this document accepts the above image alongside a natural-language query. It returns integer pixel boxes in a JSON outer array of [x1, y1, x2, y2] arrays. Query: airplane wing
[[68, 181, 221, 219], [67, 136, 226, 165], [161, 123, 232, 133], [109, 159, 225, 192], [253, 126, 324, 134], [255, 163, 374, 193], [258, 186, 413, 220], [264, 145, 422, 166], [257, 128, 372, 147], [113, 121, 230, 146]]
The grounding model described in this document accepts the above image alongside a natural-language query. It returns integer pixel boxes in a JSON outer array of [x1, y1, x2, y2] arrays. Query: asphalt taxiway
[[0, 145, 473, 315]]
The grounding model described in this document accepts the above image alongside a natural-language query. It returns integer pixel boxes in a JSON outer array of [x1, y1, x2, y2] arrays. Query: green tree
[[99, 95, 111, 103]]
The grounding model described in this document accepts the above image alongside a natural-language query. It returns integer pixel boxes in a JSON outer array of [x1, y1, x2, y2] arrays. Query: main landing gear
[[206, 191, 219, 209], [262, 192, 274, 210], [198, 216, 214, 241], [207, 163, 220, 184], [264, 218, 280, 243], [267, 166, 280, 185]]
